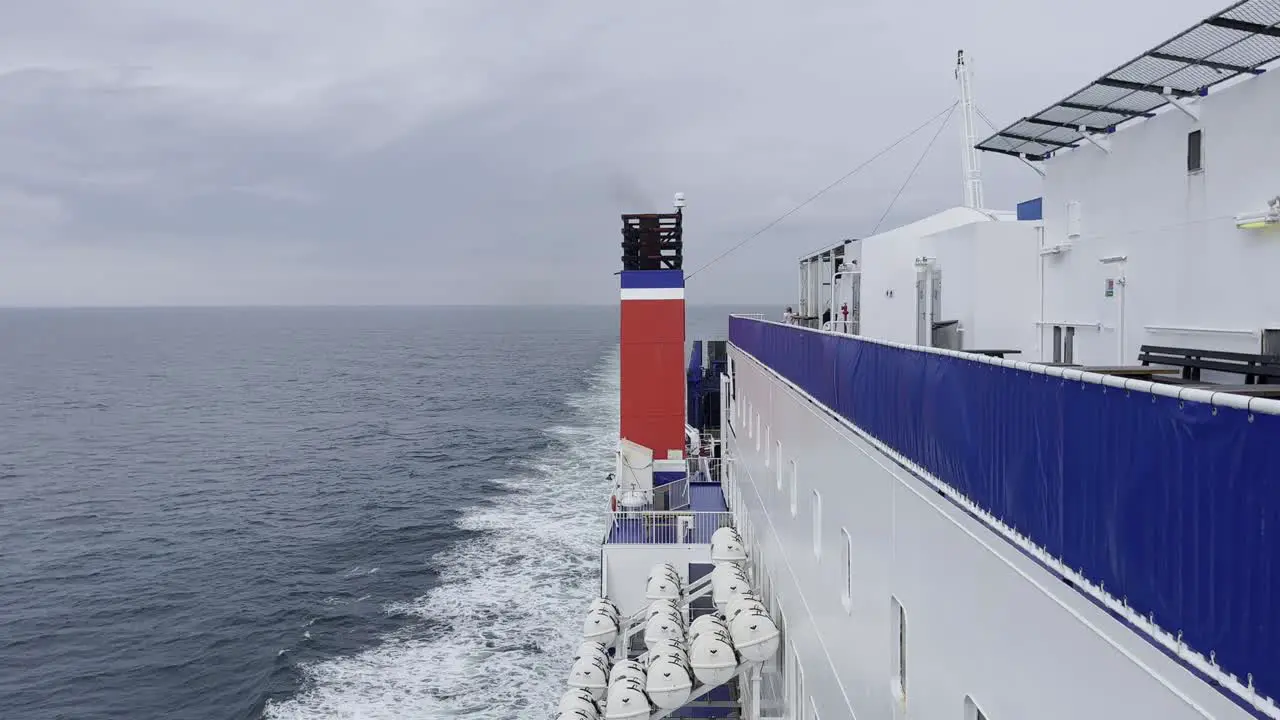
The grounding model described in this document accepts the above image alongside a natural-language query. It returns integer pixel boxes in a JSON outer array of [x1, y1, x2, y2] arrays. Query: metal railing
[[604, 510, 733, 544], [687, 455, 728, 484], [821, 319, 859, 334]]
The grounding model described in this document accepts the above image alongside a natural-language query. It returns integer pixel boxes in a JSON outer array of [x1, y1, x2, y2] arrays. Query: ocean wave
[[264, 349, 619, 719]]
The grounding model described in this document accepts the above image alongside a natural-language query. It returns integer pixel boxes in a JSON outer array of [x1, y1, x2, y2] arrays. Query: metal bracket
[[1163, 89, 1201, 121], [1019, 154, 1046, 177], [1080, 127, 1111, 154]]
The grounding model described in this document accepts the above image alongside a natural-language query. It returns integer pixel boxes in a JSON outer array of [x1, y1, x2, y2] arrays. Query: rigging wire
[[869, 103, 958, 235], [684, 101, 959, 281]]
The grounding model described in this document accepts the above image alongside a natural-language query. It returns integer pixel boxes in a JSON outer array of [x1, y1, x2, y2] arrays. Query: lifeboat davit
[[604, 678, 652, 720], [729, 607, 781, 663]]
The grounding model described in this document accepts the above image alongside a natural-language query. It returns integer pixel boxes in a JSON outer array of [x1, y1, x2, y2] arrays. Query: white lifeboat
[[710, 527, 747, 562], [608, 659, 647, 688], [604, 678, 652, 720], [559, 688, 602, 717], [710, 526, 741, 547], [645, 638, 688, 664], [728, 608, 781, 663], [690, 625, 738, 686], [689, 613, 729, 643], [645, 564, 683, 600], [645, 653, 694, 709], [647, 599, 684, 626], [556, 711, 597, 720], [583, 606, 619, 644], [643, 610, 685, 650], [725, 593, 767, 621], [567, 651, 610, 699], [589, 597, 621, 619], [711, 564, 751, 609], [574, 641, 610, 662]]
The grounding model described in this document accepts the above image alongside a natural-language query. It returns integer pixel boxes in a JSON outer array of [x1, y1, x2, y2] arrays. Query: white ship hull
[[726, 341, 1259, 720]]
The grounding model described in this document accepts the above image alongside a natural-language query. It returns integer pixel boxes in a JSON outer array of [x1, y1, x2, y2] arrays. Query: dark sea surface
[[0, 304, 766, 720]]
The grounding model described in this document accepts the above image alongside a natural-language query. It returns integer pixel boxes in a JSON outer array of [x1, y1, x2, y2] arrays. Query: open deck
[[605, 481, 731, 544]]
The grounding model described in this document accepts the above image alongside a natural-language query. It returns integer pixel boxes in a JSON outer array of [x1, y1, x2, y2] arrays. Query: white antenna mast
[[956, 50, 985, 209]]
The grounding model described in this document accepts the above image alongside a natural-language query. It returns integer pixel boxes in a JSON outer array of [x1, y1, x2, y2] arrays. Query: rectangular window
[[755, 413, 761, 451], [891, 596, 907, 703], [840, 528, 853, 612], [775, 441, 784, 490], [811, 490, 822, 560], [789, 459, 799, 516], [764, 424, 771, 467], [1188, 129, 1203, 172]]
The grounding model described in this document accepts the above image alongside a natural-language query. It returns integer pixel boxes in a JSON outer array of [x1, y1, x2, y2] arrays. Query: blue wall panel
[[730, 317, 1280, 702]]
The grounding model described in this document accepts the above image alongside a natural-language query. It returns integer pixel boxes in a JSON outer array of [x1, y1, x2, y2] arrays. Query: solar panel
[[975, 0, 1280, 160]]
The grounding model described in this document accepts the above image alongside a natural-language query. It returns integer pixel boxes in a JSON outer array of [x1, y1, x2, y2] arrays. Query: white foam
[[264, 350, 618, 719]]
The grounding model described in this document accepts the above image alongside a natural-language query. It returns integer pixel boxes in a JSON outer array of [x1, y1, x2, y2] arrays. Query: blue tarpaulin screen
[[730, 317, 1280, 702]]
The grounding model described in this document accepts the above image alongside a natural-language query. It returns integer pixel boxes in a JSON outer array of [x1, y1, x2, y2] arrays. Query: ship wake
[[265, 350, 618, 719]]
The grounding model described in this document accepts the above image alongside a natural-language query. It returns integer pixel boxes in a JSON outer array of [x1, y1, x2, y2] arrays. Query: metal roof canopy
[[976, 0, 1280, 161]]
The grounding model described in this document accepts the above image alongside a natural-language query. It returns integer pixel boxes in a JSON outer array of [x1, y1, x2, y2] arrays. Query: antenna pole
[[956, 50, 985, 209]]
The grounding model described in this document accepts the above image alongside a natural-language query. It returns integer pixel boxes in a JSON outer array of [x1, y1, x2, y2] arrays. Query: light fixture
[[1236, 196, 1280, 230]]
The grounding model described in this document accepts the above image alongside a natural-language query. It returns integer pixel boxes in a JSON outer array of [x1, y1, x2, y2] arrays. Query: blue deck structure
[[729, 315, 1280, 705], [690, 482, 729, 512], [605, 482, 730, 544]]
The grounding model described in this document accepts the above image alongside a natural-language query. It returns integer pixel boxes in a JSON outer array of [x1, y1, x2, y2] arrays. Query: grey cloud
[[0, 0, 1226, 306]]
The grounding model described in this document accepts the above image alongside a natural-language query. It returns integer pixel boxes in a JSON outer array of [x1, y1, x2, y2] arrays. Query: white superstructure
[[573, 3, 1280, 718]]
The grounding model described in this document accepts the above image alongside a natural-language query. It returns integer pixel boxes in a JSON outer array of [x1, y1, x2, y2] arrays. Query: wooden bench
[[1080, 365, 1181, 378], [1138, 344, 1280, 385]]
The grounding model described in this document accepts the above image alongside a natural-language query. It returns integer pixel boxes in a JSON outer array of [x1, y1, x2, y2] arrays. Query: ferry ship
[[557, 2, 1280, 718]]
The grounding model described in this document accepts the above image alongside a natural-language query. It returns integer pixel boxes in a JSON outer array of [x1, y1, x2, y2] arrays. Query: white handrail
[[733, 317, 1280, 415]]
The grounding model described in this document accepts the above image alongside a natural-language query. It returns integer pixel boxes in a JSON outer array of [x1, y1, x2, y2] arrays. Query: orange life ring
[[610, 495, 618, 512]]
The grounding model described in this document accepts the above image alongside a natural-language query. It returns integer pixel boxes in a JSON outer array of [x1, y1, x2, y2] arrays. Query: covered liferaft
[[583, 598, 620, 644], [725, 592, 767, 622], [711, 562, 751, 609], [608, 659, 647, 688], [643, 607, 685, 650], [689, 616, 738, 686], [604, 677, 652, 720], [556, 711, 598, 720], [558, 688, 602, 717], [568, 641, 611, 699], [646, 599, 684, 625], [710, 526, 747, 562], [645, 651, 694, 709], [645, 563, 683, 600], [728, 605, 780, 663]]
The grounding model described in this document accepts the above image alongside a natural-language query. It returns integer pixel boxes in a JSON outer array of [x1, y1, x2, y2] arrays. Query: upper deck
[[729, 314, 1280, 715]]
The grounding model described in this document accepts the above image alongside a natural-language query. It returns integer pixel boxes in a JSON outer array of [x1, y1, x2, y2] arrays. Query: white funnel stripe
[[620, 287, 685, 300]]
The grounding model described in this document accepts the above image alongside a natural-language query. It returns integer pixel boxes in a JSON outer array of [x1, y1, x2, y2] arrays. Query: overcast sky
[[0, 0, 1227, 306]]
